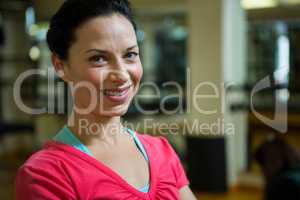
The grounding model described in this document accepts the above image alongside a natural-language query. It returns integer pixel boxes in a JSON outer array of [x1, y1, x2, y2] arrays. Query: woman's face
[[57, 14, 143, 117]]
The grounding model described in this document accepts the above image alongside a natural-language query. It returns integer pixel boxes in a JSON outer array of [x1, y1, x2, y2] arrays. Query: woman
[[16, 0, 197, 199]]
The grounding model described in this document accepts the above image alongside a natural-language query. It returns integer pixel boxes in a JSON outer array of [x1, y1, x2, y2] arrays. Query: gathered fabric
[[16, 132, 189, 200]]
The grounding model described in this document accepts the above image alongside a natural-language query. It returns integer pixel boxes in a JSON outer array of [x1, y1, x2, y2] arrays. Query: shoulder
[[135, 133, 181, 165], [16, 142, 77, 200], [136, 132, 190, 189], [16, 141, 72, 184], [19, 141, 66, 169], [136, 133, 176, 154]]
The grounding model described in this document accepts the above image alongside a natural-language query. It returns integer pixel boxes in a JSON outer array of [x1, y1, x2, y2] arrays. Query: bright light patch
[[29, 46, 41, 61], [241, 0, 278, 9], [275, 35, 290, 84]]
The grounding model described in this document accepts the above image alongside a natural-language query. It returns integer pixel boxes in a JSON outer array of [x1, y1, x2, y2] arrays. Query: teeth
[[104, 90, 126, 96], [103, 85, 131, 97]]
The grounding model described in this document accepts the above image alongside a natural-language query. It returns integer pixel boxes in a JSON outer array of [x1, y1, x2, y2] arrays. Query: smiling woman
[[15, 0, 196, 200]]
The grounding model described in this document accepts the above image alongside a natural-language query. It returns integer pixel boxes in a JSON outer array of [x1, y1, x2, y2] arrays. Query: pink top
[[16, 133, 189, 200]]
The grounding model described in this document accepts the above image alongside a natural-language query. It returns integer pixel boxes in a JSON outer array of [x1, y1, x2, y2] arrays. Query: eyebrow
[[85, 45, 138, 54]]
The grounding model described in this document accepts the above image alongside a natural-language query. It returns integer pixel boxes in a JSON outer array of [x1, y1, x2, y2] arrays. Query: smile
[[103, 89, 128, 96], [102, 84, 132, 103]]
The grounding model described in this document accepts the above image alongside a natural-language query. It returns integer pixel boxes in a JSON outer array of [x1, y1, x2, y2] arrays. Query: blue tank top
[[53, 125, 150, 193]]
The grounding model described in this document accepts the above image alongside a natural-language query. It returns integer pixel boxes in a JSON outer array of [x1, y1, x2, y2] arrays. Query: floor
[[197, 189, 262, 200]]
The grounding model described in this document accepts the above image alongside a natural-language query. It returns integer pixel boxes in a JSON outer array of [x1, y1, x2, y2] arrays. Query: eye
[[89, 55, 107, 65], [124, 52, 139, 60]]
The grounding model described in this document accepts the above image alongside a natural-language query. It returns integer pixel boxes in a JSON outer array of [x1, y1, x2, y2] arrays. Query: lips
[[103, 85, 132, 96], [102, 84, 132, 103], [103, 89, 128, 96]]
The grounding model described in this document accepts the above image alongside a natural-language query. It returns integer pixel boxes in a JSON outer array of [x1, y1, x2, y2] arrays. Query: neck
[[66, 110, 126, 145]]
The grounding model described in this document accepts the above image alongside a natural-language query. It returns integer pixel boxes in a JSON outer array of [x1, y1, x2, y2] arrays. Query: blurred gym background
[[1, 0, 300, 199]]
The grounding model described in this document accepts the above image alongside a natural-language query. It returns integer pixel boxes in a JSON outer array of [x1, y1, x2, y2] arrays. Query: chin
[[93, 104, 130, 117]]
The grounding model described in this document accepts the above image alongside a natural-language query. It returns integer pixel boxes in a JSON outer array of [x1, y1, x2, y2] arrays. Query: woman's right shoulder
[[17, 141, 67, 173], [16, 141, 77, 200]]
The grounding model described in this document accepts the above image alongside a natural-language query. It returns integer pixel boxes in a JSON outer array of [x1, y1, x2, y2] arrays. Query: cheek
[[130, 65, 143, 85], [84, 69, 107, 86], [129, 65, 143, 97], [68, 58, 103, 83]]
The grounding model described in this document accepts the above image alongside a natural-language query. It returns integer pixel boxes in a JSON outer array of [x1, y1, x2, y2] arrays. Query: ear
[[51, 53, 71, 82]]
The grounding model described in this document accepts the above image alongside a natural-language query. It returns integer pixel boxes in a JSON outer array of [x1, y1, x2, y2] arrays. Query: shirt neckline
[[46, 133, 156, 199], [54, 125, 150, 192]]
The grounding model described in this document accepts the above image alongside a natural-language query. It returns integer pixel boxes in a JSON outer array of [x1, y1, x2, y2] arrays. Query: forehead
[[73, 14, 137, 50]]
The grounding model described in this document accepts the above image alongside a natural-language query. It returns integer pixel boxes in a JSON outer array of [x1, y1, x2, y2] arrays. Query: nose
[[108, 71, 129, 85], [107, 58, 131, 85]]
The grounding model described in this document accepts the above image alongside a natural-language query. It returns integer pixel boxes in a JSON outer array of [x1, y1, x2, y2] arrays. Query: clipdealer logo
[[250, 68, 288, 133]]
